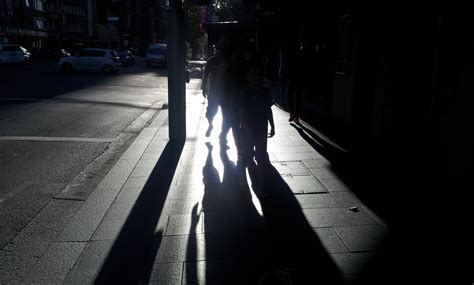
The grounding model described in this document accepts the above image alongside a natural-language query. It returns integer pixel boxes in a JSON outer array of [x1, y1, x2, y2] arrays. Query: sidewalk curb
[[21, 108, 170, 284]]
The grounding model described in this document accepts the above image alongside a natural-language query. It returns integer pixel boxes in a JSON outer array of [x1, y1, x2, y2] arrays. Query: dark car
[[117, 50, 135, 67]]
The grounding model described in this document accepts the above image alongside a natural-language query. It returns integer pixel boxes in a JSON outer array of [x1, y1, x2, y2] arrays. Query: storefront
[[0, 25, 47, 48]]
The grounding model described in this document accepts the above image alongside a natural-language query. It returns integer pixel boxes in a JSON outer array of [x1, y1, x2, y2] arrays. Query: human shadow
[[185, 142, 267, 284], [185, 140, 345, 284], [253, 161, 346, 284], [94, 139, 184, 284], [183, 142, 220, 284]]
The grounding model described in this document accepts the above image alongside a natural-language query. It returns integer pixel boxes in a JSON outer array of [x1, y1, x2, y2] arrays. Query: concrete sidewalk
[[6, 81, 390, 284]]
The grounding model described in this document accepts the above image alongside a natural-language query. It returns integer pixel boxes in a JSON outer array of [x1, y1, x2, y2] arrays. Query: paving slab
[[63, 240, 114, 284], [318, 177, 351, 192], [295, 191, 362, 209], [314, 227, 349, 253], [330, 252, 381, 275], [149, 262, 183, 284], [282, 174, 328, 194], [22, 242, 87, 284], [303, 207, 377, 228], [334, 224, 390, 252]]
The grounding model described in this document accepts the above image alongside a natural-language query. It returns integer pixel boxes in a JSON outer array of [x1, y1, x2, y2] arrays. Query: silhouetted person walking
[[201, 46, 223, 137], [283, 43, 305, 124], [239, 65, 275, 196], [219, 43, 247, 153]]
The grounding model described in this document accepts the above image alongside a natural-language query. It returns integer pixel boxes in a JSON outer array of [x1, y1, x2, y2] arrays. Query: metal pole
[[167, 0, 186, 140]]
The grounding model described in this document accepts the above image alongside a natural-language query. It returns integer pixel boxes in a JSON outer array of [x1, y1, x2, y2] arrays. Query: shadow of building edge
[[290, 120, 461, 284], [290, 123, 391, 224], [94, 139, 185, 284], [288, 124, 398, 284]]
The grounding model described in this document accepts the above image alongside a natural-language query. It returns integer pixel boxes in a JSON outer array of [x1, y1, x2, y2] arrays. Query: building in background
[[44, 0, 96, 55], [0, 0, 47, 49], [96, 0, 166, 56], [1, 0, 166, 57]]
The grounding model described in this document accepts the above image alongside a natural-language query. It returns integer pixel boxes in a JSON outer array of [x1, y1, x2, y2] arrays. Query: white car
[[146, 43, 167, 68], [58, 48, 121, 74], [0, 44, 26, 66]]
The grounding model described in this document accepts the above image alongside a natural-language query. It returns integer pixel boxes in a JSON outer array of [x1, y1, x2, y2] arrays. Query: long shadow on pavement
[[185, 142, 345, 284], [94, 139, 185, 284], [185, 143, 267, 284], [257, 163, 346, 284]]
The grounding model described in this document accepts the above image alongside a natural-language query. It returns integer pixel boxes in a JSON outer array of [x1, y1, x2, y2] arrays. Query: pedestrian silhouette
[[219, 41, 248, 157], [283, 42, 306, 124], [201, 46, 223, 137], [238, 64, 275, 196]]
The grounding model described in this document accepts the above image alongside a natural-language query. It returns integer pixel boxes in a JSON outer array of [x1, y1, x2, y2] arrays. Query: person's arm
[[201, 57, 215, 96], [201, 64, 209, 97]]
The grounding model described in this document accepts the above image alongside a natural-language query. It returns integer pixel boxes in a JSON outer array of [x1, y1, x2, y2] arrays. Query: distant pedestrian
[[239, 64, 275, 195], [283, 42, 306, 124]]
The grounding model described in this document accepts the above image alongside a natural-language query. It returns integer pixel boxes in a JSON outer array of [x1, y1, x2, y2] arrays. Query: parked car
[[20, 46, 32, 63], [58, 48, 121, 74], [0, 44, 26, 66], [117, 50, 135, 66], [146, 43, 167, 68]]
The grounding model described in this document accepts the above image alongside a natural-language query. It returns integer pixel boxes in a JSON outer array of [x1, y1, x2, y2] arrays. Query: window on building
[[34, 0, 43, 11], [34, 18, 45, 30]]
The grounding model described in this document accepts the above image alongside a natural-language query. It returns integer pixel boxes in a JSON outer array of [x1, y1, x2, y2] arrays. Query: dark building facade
[[95, 0, 165, 55], [44, 0, 95, 54], [0, 0, 47, 49], [2, 0, 165, 56]]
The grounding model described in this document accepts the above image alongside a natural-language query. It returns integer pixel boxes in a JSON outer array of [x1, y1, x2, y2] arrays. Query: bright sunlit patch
[[247, 170, 264, 217]]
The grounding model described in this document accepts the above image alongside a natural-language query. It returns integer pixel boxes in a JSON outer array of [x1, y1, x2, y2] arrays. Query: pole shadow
[[94, 139, 184, 284]]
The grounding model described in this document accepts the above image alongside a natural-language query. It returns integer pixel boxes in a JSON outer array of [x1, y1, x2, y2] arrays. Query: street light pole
[[167, 0, 186, 141]]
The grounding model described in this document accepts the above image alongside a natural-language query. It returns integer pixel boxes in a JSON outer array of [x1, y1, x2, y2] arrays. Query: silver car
[[146, 43, 167, 68], [0, 44, 26, 66], [58, 48, 121, 74]]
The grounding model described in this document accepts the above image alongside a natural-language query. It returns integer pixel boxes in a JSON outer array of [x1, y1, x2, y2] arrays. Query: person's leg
[[254, 126, 270, 166], [293, 85, 304, 124], [206, 95, 218, 126], [219, 104, 231, 144], [253, 125, 270, 197], [229, 110, 242, 155], [205, 96, 218, 137], [286, 83, 295, 121], [237, 127, 253, 185]]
